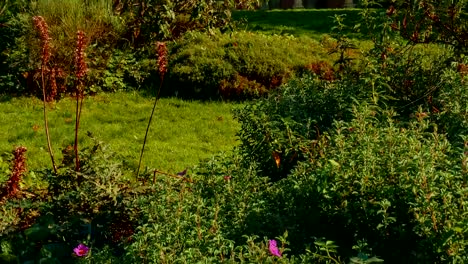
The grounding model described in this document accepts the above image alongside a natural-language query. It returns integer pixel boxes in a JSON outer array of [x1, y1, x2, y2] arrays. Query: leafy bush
[[435, 60, 468, 144], [355, 1, 468, 144], [125, 154, 267, 262], [124, 152, 351, 263], [260, 103, 468, 262], [114, 0, 262, 42], [0, 13, 31, 94], [233, 74, 364, 181], [231, 75, 468, 261], [385, 0, 468, 57], [168, 31, 335, 99], [87, 48, 154, 93], [0, 144, 340, 263], [0, 139, 147, 263]]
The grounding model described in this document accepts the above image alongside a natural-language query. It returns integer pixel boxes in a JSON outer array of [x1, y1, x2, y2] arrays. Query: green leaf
[[328, 159, 340, 168]]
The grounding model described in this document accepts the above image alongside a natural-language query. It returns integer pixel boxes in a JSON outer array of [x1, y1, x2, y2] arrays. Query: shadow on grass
[[0, 94, 13, 103], [233, 9, 372, 40]]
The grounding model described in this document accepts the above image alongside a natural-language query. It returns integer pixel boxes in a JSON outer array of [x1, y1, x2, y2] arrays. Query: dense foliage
[[0, 0, 271, 98], [1, 0, 468, 263], [168, 31, 337, 99]]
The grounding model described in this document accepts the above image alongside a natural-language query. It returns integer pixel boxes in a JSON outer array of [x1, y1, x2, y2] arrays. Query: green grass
[[233, 9, 365, 40], [0, 92, 241, 174]]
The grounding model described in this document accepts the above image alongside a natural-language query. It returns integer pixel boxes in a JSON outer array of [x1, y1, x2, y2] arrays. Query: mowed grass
[[0, 92, 241, 174], [233, 9, 365, 40]]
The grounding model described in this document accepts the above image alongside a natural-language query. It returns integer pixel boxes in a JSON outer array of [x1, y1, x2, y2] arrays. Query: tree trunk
[[302, 0, 317, 8], [327, 0, 345, 8], [293, 0, 304, 8], [344, 0, 354, 7], [280, 0, 294, 8]]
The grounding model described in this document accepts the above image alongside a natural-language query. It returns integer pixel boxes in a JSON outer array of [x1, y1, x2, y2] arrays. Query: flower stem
[[136, 78, 164, 178], [74, 86, 83, 172], [41, 66, 57, 174]]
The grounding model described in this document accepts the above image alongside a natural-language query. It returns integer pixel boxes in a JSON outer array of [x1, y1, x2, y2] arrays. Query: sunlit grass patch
[[0, 92, 241, 174]]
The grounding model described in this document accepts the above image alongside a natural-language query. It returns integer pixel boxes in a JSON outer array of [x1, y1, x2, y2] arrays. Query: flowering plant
[[269, 239, 282, 257], [73, 244, 89, 257]]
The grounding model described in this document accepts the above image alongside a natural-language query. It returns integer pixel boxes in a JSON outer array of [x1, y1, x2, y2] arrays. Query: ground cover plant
[[2, 0, 468, 263]]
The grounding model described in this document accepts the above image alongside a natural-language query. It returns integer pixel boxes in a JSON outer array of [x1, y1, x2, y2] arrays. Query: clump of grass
[[32, 0, 123, 45], [24, 0, 126, 98]]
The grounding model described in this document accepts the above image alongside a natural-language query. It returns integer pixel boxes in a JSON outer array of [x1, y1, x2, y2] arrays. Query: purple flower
[[73, 243, 89, 257], [269, 239, 282, 257]]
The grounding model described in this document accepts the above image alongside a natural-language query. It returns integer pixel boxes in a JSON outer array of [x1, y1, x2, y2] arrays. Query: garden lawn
[[233, 9, 365, 40], [0, 92, 240, 174]]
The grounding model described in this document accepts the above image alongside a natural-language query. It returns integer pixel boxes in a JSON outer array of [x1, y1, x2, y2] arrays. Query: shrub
[[0, 139, 148, 263], [354, 1, 467, 145], [435, 61, 468, 144], [385, 0, 468, 57], [124, 153, 343, 263], [87, 48, 154, 93], [0, 13, 31, 94], [266, 103, 468, 262], [226, 6, 468, 261], [168, 31, 335, 99], [125, 154, 268, 262], [114, 0, 262, 43], [233, 74, 364, 181], [231, 82, 468, 261]]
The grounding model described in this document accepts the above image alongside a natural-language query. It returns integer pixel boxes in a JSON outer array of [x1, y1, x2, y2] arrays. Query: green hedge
[[167, 30, 338, 99]]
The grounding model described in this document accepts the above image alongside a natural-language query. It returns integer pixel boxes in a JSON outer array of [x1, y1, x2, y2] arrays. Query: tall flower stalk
[[137, 41, 168, 177], [32, 16, 57, 173], [74, 30, 87, 172], [0, 146, 27, 200]]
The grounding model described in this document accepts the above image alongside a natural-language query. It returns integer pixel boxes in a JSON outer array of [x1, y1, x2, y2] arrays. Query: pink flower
[[269, 239, 282, 257], [73, 243, 89, 257]]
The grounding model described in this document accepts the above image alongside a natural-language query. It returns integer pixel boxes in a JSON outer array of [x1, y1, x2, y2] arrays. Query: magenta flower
[[73, 243, 89, 257], [269, 239, 282, 257]]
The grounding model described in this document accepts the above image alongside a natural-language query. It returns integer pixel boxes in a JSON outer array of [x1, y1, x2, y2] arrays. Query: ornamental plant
[[269, 240, 282, 257], [32, 15, 57, 173], [73, 244, 89, 257], [137, 41, 168, 178], [0, 146, 27, 200], [73, 30, 88, 172]]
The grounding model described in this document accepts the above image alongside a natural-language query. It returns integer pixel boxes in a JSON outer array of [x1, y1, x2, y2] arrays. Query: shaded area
[[233, 9, 367, 39]]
